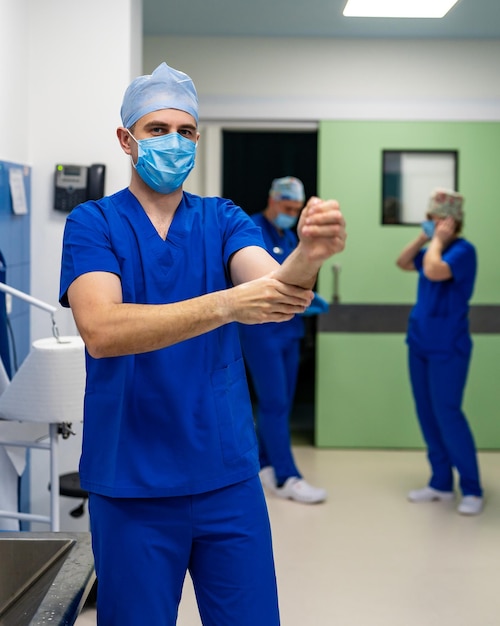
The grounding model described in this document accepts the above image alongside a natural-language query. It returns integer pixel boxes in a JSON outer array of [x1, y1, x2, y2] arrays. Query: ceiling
[[143, 0, 500, 39]]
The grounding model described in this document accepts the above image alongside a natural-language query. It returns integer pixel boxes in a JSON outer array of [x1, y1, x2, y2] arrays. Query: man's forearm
[[70, 272, 314, 359], [271, 244, 321, 289], [73, 291, 233, 359]]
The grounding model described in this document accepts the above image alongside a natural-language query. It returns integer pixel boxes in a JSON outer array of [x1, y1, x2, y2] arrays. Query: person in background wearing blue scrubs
[[396, 189, 483, 516], [239, 176, 327, 504], [59, 62, 347, 626]]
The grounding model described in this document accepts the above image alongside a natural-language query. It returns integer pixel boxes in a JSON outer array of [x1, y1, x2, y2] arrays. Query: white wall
[[145, 36, 500, 122], [0, 0, 30, 162], [28, 0, 142, 342], [1, 0, 142, 531], [144, 36, 500, 199]]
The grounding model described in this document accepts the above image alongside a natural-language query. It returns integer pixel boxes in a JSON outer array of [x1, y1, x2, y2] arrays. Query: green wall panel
[[316, 121, 500, 305], [316, 333, 500, 450], [315, 121, 500, 449], [463, 336, 500, 449], [316, 334, 421, 448]]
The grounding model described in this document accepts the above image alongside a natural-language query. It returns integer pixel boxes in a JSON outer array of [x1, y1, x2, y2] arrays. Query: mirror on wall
[[381, 150, 458, 225]]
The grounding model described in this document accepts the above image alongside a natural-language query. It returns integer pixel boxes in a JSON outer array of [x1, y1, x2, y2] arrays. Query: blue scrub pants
[[241, 331, 301, 485], [408, 348, 482, 497], [88, 476, 280, 626]]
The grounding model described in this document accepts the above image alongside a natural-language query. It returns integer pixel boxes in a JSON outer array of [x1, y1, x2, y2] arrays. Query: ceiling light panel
[[343, 0, 460, 19]]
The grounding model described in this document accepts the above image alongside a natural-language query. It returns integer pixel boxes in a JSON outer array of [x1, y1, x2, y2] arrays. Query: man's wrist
[[295, 241, 324, 268]]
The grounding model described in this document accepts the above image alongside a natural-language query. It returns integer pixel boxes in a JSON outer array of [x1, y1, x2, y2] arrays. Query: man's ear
[[116, 127, 132, 154]]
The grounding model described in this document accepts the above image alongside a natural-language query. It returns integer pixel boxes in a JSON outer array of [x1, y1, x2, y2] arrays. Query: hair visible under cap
[[120, 62, 199, 129]]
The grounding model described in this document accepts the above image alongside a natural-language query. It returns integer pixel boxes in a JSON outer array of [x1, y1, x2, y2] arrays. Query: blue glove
[[301, 292, 330, 316], [421, 220, 435, 238]]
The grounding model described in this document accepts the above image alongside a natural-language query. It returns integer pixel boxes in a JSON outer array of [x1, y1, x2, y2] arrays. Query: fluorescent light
[[343, 0, 460, 19]]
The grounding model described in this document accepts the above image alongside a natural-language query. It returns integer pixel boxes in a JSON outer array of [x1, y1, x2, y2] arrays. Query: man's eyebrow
[[143, 120, 197, 131], [143, 120, 170, 129], [178, 122, 197, 131]]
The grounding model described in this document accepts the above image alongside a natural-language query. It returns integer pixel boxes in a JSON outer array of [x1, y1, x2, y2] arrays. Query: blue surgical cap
[[120, 62, 199, 129], [269, 176, 305, 202]]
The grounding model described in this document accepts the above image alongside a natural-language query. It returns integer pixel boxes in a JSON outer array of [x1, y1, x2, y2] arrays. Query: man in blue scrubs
[[396, 189, 483, 516], [59, 62, 347, 625], [239, 177, 327, 504]]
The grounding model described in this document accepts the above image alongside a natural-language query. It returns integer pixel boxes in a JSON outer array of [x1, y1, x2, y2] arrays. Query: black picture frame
[[382, 150, 459, 225]]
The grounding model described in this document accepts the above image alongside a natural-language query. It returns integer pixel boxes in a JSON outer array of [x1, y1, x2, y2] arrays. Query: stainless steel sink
[[0, 537, 75, 625], [0, 532, 93, 626]]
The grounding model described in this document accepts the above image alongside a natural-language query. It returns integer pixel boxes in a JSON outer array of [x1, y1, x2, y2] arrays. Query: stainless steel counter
[[0, 532, 95, 626]]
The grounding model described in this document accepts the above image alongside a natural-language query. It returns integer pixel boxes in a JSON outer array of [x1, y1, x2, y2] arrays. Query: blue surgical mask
[[129, 131, 196, 194], [273, 213, 298, 230]]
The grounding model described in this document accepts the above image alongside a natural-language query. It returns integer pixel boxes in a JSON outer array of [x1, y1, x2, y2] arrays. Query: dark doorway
[[222, 128, 318, 441], [222, 130, 317, 214]]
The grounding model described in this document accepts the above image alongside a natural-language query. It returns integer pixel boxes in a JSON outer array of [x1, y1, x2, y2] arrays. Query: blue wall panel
[[0, 160, 31, 375]]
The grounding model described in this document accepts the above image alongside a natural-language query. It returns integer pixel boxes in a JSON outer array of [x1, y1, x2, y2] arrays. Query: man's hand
[[226, 275, 314, 325], [297, 197, 346, 263]]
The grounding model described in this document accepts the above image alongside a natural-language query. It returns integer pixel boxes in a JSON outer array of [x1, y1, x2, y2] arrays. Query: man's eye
[[179, 129, 193, 138]]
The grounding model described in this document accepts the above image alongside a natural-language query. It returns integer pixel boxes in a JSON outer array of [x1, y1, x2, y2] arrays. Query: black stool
[[59, 471, 89, 518]]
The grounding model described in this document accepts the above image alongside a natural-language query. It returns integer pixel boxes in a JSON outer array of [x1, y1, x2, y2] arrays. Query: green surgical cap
[[120, 62, 198, 129], [269, 176, 305, 202]]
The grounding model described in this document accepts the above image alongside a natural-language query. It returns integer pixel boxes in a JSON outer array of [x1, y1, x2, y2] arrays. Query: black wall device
[[54, 163, 106, 212]]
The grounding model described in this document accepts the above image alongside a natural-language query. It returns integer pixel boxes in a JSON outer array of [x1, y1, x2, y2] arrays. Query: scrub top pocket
[[211, 358, 257, 465]]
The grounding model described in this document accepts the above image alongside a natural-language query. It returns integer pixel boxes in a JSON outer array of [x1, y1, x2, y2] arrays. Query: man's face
[[268, 198, 304, 221], [119, 108, 199, 159]]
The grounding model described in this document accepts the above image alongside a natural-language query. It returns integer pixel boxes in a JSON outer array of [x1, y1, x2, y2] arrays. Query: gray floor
[[76, 445, 500, 625]]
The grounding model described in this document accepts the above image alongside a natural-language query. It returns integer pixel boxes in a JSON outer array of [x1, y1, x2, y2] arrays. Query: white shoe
[[275, 477, 327, 504], [407, 486, 454, 503], [458, 495, 483, 516], [259, 466, 277, 491]]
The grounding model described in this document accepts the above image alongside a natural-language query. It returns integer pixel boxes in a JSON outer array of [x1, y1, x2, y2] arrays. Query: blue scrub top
[[407, 237, 476, 357], [59, 189, 266, 498], [239, 213, 304, 341]]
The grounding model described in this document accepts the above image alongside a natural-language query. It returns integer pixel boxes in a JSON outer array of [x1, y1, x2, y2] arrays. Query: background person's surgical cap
[[120, 62, 198, 129], [428, 188, 464, 220], [269, 176, 305, 202]]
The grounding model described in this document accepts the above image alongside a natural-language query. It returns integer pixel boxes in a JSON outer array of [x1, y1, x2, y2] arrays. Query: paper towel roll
[[0, 335, 85, 424]]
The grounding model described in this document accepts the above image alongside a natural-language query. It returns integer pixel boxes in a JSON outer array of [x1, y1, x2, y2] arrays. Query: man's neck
[[129, 177, 184, 239], [129, 176, 183, 211]]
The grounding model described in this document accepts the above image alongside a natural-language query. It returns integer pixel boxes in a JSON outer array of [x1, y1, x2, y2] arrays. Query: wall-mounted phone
[[54, 163, 106, 212]]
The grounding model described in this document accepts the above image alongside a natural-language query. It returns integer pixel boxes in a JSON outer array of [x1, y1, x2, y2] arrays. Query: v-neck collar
[[126, 189, 189, 245]]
